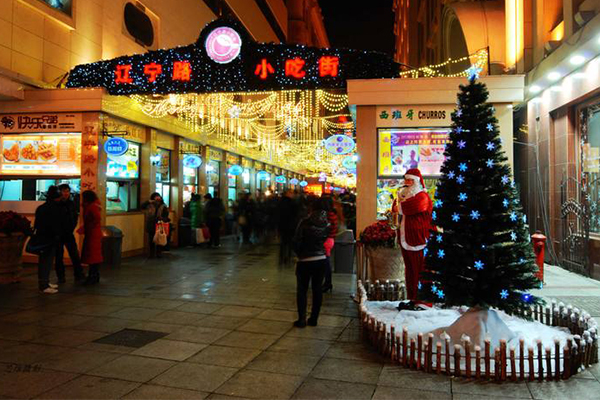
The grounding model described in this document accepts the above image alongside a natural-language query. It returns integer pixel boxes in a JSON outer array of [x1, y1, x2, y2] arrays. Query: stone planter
[[365, 245, 404, 282], [0, 232, 27, 284]]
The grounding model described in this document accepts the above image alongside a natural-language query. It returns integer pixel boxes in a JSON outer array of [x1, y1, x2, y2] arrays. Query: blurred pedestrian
[[33, 186, 62, 294], [293, 199, 329, 328], [204, 193, 225, 248], [321, 196, 337, 293], [55, 184, 85, 283], [142, 192, 170, 258], [189, 193, 204, 245], [78, 190, 103, 285], [238, 192, 255, 244]]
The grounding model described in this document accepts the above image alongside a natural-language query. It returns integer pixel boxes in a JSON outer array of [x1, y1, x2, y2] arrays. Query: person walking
[[34, 186, 62, 294], [321, 196, 338, 293], [237, 192, 255, 245], [55, 184, 85, 283], [78, 190, 103, 285], [189, 193, 204, 245], [142, 193, 170, 258], [204, 193, 224, 248], [293, 199, 329, 328]]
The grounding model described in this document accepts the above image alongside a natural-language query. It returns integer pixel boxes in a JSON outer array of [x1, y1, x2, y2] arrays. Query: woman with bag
[[142, 193, 170, 258], [32, 186, 63, 294], [77, 190, 103, 285]]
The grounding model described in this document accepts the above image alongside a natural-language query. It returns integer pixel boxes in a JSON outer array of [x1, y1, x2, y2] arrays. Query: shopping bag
[[153, 223, 168, 246], [201, 226, 211, 241], [25, 232, 52, 255], [155, 221, 170, 236], [195, 228, 206, 244], [238, 215, 247, 226]]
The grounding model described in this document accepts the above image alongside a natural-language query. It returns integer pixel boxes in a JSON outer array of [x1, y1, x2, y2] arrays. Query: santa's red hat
[[405, 168, 425, 188]]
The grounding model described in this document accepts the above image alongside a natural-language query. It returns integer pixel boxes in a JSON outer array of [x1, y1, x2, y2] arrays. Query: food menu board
[[0, 133, 81, 175], [378, 129, 450, 177], [107, 142, 140, 179]]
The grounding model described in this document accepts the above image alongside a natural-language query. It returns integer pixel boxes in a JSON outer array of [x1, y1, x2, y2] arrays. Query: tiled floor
[[1, 239, 599, 399]]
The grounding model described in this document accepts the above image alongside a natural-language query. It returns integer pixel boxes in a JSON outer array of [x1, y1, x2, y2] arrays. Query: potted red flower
[[360, 220, 404, 282], [0, 211, 32, 284]]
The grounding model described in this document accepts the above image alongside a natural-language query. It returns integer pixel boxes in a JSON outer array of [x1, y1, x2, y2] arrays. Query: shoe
[[48, 283, 58, 289], [322, 284, 333, 293], [41, 287, 58, 294], [307, 318, 318, 327], [293, 319, 307, 328]]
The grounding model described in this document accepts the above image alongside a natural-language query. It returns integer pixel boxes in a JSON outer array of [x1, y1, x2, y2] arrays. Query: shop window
[[183, 166, 199, 203], [583, 103, 600, 234], [0, 178, 81, 201], [106, 141, 140, 212], [155, 148, 171, 207], [206, 160, 220, 196], [242, 168, 250, 190], [228, 173, 237, 203]]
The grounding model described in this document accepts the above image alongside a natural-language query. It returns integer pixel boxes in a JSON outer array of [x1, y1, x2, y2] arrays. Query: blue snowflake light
[[500, 290, 509, 300], [436, 234, 442, 243], [418, 282, 422, 290], [503, 199, 509, 208], [457, 175, 465, 184], [486, 159, 494, 168], [470, 210, 480, 219], [431, 284, 438, 293], [436, 289, 445, 299], [424, 248, 428, 256], [523, 214, 527, 223], [447, 171, 456, 179], [521, 293, 532, 303], [501, 175, 510, 184], [456, 109, 462, 117], [486, 142, 495, 151], [510, 231, 517, 241], [437, 249, 445, 258], [451, 213, 460, 222], [474, 260, 484, 270], [510, 212, 518, 222], [467, 64, 482, 80], [458, 193, 467, 201], [458, 163, 467, 172], [456, 126, 463, 134], [518, 258, 525, 264], [434, 199, 443, 208], [457, 140, 466, 149], [487, 123, 494, 131], [432, 211, 437, 220]]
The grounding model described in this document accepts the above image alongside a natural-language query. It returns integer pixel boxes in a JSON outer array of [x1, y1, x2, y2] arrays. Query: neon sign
[[324, 135, 355, 155], [205, 27, 242, 64]]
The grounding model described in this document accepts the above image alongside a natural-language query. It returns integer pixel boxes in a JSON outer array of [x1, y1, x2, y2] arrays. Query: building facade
[[0, 0, 326, 258], [395, 0, 600, 278]]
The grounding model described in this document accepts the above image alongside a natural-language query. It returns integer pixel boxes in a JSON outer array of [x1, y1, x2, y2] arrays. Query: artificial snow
[[365, 301, 572, 353]]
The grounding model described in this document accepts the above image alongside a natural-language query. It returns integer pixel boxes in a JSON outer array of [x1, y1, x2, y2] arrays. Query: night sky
[[318, 0, 395, 57]]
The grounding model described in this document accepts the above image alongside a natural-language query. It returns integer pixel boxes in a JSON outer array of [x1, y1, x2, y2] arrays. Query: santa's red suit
[[399, 169, 433, 300]]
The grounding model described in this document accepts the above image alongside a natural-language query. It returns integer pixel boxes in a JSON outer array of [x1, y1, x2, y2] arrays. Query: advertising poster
[[0, 133, 81, 175], [107, 142, 140, 179], [378, 129, 450, 177]]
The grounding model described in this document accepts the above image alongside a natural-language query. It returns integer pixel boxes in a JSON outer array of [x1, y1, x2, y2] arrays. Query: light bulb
[[547, 71, 561, 81], [570, 55, 586, 65]]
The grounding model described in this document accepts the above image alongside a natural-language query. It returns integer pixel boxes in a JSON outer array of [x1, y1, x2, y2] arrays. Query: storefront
[[241, 157, 253, 193], [206, 148, 222, 198], [255, 162, 268, 195], [347, 76, 524, 234], [226, 153, 242, 205], [180, 141, 203, 203]]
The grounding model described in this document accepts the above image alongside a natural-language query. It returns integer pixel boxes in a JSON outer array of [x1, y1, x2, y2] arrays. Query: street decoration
[[228, 164, 243, 175], [323, 134, 355, 155]]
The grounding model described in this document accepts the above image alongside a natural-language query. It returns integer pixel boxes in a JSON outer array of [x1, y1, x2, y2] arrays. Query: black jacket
[[293, 210, 329, 260], [59, 198, 79, 235], [34, 201, 62, 244]]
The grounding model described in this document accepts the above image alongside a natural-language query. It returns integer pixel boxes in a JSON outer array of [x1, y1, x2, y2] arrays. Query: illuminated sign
[[299, 180, 308, 187], [183, 154, 202, 169], [229, 164, 243, 176], [104, 137, 129, 157], [205, 27, 242, 64], [107, 142, 140, 179], [290, 178, 299, 185], [275, 175, 286, 184], [257, 170, 270, 181], [342, 155, 357, 171], [324, 134, 355, 155]]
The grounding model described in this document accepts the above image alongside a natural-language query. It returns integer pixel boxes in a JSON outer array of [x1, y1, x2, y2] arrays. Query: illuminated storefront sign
[[205, 27, 242, 64], [229, 164, 243, 175], [183, 154, 202, 169], [275, 175, 286, 184], [324, 134, 355, 155], [104, 137, 129, 157]]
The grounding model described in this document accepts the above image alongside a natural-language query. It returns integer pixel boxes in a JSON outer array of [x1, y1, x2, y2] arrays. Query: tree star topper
[[467, 64, 483, 81]]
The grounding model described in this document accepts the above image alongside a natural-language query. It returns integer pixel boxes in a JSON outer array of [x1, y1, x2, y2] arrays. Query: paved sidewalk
[[0, 242, 599, 399]]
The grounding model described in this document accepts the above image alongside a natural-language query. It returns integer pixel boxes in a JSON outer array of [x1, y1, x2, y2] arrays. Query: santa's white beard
[[399, 182, 423, 200]]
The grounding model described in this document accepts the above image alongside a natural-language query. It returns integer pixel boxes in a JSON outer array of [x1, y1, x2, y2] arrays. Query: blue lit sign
[[275, 175, 286, 184], [229, 164, 243, 175], [257, 170, 270, 181], [104, 137, 129, 157], [290, 178, 299, 185], [183, 155, 202, 169], [324, 134, 355, 155], [299, 180, 308, 187]]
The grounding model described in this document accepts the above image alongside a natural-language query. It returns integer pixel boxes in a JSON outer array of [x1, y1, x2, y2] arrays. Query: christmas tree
[[419, 67, 543, 316]]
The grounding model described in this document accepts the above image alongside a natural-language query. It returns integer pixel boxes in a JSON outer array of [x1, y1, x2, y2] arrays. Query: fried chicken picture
[[21, 143, 37, 160], [2, 143, 19, 162]]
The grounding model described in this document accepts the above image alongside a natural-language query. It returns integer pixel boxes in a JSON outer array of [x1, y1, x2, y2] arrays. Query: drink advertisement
[[107, 142, 140, 179], [378, 129, 450, 177], [0, 133, 81, 175]]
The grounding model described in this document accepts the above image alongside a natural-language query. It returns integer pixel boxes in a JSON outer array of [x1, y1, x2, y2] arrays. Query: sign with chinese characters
[[257, 170, 270, 181], [342, 155, 357, 171], [81, 121, 99, 192], [290, 178, 299, 185], [104, 137, 129, 157], [229, 164, 243, 176], [275, 175, 286, 184], [324, 134, 355, 155], [378, 128, 450, 177], [183, 154, 202, 169], [107, 142, 140, 179], [0, 133, 81, 176], [205, 27, 242, 64], [376, 105, 454, 128], [0, 113, 81, 133], [241, 157, 253, 169], [299, 180, 308, 187], [226, 153, 240, 165], [208, 148, 223, 161], [66, 19, 399, 95]]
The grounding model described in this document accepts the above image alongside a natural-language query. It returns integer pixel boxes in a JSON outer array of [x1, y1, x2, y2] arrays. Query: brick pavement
[[0, 241, 599, 399]]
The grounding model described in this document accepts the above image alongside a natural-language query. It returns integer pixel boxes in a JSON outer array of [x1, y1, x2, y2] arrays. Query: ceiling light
[[550, 85, 562, 92], [529, 85, 542, 93], [547, 71, 561, 81], [570, 55, 586, 65], [572, 72, 587, 79]]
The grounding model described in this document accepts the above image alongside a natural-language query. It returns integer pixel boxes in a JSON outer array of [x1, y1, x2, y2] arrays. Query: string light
[[399, 49, 488, 79]]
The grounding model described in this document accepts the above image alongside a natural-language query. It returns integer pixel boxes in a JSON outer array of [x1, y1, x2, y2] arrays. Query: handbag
[[25, 231, 52, 255], [153, 223, 168, 246], [201, 226, 211, 240]]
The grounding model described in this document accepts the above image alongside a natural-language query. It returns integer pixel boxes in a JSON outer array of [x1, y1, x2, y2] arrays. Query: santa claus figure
[[398, 168, 433, 300]]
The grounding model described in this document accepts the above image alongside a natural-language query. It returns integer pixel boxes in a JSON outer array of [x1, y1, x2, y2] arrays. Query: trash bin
[[179, 218, 191, 248], [333, 229, 355, 274], [101, 226, 123, 268]]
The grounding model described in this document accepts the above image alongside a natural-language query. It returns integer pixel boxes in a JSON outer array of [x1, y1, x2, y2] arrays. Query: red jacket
[[80, 201, 103, 265], [326, 211, 338, 238], [399, 191, 432, 250]]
